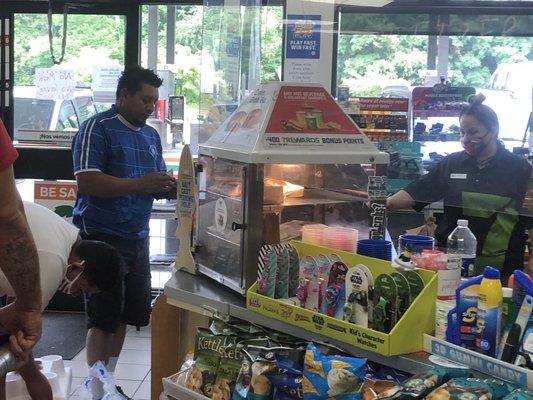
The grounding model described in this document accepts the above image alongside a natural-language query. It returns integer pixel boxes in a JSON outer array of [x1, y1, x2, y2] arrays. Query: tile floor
[[66, 325, 152, 400]]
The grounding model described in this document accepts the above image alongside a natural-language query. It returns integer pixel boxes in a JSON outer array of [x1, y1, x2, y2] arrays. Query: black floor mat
[[33, 312, 87, 360]]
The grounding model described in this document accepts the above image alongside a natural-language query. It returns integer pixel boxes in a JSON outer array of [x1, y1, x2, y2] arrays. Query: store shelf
[[206, 229, 240, 246], [164, 271, 434, 374], [205, 189, 242, 202]]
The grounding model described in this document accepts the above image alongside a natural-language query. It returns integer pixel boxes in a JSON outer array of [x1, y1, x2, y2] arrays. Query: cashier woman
[[387, 94, 533, 281]]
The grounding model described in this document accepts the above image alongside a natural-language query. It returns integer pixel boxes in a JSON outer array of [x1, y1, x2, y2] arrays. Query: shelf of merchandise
[[164, 270, 434, 375]]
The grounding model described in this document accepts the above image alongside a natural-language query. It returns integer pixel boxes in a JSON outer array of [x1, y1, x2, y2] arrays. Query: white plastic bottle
[[447, 219, 477, 277]]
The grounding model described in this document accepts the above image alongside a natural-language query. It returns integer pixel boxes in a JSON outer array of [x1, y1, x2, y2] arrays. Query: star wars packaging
[[425, 378, 513, 400], [303, 342, 367, 400], [186, 329, 238, 397], [357, 265, 375, 327], [400, 270, 425, 301], [391, 272, 411, 318], [344, 267, 370, 327], [317, 255, 333, 313], [324, 262, 349, 319], [298, 257, 320, 311], [371, 275, 398, 333]]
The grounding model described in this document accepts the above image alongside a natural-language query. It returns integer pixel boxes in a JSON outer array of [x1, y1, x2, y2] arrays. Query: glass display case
[[194, 82, 389, 294]]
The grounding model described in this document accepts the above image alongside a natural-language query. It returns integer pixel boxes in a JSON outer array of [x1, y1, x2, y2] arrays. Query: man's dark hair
[[75, 240, 122, 291], [115, 66, 163, 98]]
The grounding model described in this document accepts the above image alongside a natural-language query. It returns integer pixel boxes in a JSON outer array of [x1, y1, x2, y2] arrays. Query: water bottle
[[0, 344, 24, 377], [447, 219, 477, 277]]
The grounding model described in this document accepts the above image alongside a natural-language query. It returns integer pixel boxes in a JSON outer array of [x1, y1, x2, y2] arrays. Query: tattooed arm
[[0, 166, 42, 356]]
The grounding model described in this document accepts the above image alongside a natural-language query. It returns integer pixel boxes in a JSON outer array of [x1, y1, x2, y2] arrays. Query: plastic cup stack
[[323, 227, 358, 253], [356, 239, 393, 261], [302, 224, 327, 246]]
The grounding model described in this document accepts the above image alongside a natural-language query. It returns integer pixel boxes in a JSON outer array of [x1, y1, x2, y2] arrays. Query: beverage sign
[[35, 68, 76, 101]]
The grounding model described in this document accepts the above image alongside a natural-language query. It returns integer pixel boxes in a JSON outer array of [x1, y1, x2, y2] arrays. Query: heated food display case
[[195, 82, 390, 294]]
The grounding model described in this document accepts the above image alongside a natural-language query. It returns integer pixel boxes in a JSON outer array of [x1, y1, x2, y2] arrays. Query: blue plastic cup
[[398, 234, 434, 254]]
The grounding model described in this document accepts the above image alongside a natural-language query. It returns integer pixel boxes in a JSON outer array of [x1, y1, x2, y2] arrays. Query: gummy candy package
[[425, 378, 513, 400], [303, 343, 367, 400]]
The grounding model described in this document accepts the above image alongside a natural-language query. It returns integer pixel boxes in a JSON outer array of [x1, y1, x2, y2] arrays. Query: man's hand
[[0, 302, 42, 359], [138, 172, 176, 195]]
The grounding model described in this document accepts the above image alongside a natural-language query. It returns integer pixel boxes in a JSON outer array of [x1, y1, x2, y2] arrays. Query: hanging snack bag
[[269, 347, 306, 400], [286, 244, 300, 298], [376, 367, 471, 400], [258, 245, 277, 298], [233, 346, 277, 400], [213, 342, 244, 400], [503, 388, 533, 400], [303, 342, 367, 400], [186, 329, 237, 397]]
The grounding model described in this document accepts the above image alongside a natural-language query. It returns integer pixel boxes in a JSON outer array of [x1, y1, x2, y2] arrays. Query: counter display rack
[[164, 270, 434, 375]]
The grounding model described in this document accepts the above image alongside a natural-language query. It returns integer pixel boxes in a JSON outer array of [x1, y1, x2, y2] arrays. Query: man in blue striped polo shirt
[[72, 66, 175, 399]]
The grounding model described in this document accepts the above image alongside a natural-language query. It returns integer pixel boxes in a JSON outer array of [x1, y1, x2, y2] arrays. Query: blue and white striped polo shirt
[[72, 105, 166, 239]]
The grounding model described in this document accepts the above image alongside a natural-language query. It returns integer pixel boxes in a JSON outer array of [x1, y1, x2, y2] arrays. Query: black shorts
[[81, 232, 152, 333]]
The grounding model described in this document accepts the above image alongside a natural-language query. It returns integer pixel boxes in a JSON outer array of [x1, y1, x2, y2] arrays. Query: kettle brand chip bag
[[213, 342, 244, 400], [185, 328, 237, 397]]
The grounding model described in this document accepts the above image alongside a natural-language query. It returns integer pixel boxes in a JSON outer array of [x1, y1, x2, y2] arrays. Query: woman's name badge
[[450, 173, 467, 180]]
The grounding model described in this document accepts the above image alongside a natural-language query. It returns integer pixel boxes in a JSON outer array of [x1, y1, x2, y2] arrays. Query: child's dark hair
[[75, 240, 122, 291], [116, 66, 163, 98], [460, 93, 499, 135]]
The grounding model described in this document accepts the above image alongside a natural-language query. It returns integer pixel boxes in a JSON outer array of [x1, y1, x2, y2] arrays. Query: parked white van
[[13, 86, 99, 139]]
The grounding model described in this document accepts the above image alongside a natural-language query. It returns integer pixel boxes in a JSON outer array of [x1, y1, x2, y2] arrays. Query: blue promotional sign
[[428, 336, 530, 387], [286, 14, 321, 59]]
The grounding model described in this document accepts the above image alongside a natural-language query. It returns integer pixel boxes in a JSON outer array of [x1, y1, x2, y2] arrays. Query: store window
[[13, 13, 125, 143], [337, 10, 533, 155]]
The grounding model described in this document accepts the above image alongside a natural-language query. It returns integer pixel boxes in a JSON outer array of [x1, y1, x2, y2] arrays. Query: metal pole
[[166, 5, 175, 64], [148, 5, 158, 71], [437, 35, 449, 80]]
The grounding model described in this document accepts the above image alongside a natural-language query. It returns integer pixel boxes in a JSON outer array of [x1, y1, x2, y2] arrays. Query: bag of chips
[[376, 367, 472, 400], [233, 346, 277, 400], [303, 342, 367, 399], [503, 388, 533, 400], [212, 342, 244, 400], [185, 329, 237, 397], [426, 378, 513, 400]]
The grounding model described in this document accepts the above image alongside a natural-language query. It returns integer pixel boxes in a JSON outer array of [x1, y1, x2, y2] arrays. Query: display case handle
[[231, 222, 246, 231]]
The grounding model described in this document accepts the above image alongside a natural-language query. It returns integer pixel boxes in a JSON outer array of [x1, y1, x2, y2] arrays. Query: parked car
[[13, 86, 99, 139], [479, 61, 532, 143]]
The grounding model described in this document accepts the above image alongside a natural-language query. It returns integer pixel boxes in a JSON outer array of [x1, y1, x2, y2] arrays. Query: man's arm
[[76, 171, 175, 197], [0, 167, 41, 310], [0, 166, 42, 357], [386, 189, 416, 210]]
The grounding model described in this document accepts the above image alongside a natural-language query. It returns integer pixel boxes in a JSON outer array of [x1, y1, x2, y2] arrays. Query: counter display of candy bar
[[194, 82, 389, 295]]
